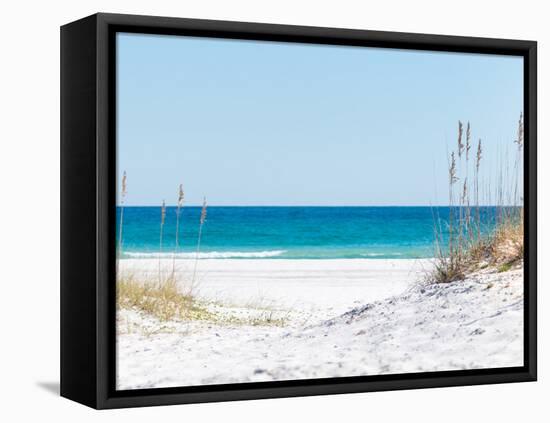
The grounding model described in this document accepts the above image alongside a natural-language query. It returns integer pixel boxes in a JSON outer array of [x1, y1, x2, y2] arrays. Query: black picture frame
[[60, 12, 537, 409]]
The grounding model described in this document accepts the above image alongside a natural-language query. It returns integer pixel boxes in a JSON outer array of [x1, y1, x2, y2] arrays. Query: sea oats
[[476, 139, 483, 172], [457, 121, 464, 158], [159, 200, 166, 284], [117, 171, 128, 267], [449, 152, 458, 185], [192, 196, 208, 286], [515, 112, 524, 149], [121, 171, 127, 199], [178, 184, 184, 207], [200, 197, 207, 225], [432, 119, 523, 283], [173, 184, 185, 275], [161, 200, 166, 225]]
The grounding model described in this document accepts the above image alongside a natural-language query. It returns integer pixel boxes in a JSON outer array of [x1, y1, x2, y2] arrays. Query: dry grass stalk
[[117, 171, 127, 260], [475, 139, 483, 239], [464, 122, 472, 239], [200, 197, 208, 225], [192, 197, 208, 286], [172, 184, 184, 275], [448, 150, 458, 260], [159, 200, 166, 285], [515, 112, 524, 148], [513, 113, 524, 209]]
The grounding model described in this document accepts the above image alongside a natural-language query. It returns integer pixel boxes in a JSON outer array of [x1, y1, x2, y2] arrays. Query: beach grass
[[116, 177, 288, 326], [431, 116, 524, 283], [116, 269, 291, 327], [117, 179, 214, 323], [117, 272, 215, 322], [431, 213, 523, 283]]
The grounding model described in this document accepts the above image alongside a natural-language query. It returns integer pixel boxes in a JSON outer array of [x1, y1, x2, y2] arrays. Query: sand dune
[[116, 259, 523, 390]]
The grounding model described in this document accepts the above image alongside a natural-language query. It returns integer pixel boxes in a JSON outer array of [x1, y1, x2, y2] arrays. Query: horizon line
[[116, 204, 521, 208]]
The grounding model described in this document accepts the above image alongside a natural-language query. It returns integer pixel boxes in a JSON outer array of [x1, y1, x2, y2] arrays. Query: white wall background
[[0, 0, 546, 420]]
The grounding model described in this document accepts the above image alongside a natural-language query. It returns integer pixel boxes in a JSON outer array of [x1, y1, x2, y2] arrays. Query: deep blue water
[[116, 206, 500, 259]]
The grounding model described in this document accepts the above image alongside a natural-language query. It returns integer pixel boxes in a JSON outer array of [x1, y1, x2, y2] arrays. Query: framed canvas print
[[60, 13, 537, 409]]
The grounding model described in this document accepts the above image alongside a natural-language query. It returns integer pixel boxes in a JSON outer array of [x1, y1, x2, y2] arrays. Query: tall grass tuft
[[116, 185, 216, 324], [432, 116, 524, 283], [117, 272, 213, 322]]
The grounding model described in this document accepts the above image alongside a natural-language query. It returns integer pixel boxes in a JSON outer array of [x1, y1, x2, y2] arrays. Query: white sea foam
[[123, 250, 287, 259], [360, 252, 403, 257]]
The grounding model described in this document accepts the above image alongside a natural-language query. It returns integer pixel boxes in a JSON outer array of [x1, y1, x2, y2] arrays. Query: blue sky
[[117, 33, 523, 206]]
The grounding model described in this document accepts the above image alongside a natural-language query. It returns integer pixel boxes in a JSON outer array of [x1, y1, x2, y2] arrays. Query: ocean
[[116, 206, 500, 260]]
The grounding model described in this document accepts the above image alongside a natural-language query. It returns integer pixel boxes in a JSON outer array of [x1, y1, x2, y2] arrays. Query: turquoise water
[[116, 206, 499, 260]]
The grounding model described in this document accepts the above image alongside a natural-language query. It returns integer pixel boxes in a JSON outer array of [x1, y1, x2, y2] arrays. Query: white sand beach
[[116, 259, 523, 390]]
